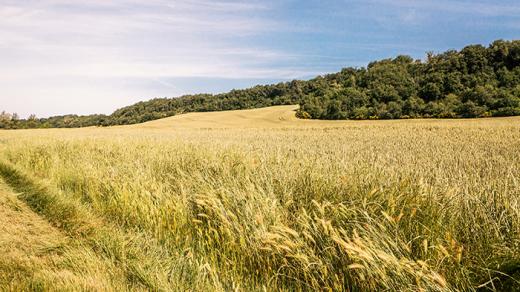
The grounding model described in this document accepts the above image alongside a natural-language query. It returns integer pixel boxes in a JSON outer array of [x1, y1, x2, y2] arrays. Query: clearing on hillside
[[133, 104, 303, 128]]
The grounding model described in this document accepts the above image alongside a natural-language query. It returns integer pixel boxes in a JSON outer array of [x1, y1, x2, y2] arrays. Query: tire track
[[0, 160, 193, 291]]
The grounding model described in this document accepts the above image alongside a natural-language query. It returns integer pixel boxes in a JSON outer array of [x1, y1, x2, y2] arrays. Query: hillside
[[1, 39, 519, 129], [134, 105, 301, 129]]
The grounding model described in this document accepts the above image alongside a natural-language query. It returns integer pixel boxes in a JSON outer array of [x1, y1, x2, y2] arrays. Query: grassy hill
[[1, 108, 519, 290], [134, 104, 302, 128]]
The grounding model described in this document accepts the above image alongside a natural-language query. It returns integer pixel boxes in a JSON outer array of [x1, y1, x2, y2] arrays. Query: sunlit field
[[1, 106, 519, 291]]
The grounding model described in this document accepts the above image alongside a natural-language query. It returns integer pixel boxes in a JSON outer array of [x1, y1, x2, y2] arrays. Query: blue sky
[[1, 0, 519, 118]]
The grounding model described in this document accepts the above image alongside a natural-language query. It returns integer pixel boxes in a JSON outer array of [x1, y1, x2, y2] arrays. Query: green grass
[[0, 106, 519, 291]]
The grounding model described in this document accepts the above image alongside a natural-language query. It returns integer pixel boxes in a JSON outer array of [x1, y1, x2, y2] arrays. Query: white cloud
[[0, 0, 314, 117], [0, 0, 309, 80], [365, 0, 520, 17]]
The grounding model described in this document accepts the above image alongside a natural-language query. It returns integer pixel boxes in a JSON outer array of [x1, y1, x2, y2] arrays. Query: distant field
[[135, 104, 304, 128], [1, 105, 519, 291]]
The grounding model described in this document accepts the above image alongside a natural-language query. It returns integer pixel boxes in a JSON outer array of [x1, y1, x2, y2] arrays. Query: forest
[[1, 39, 519, 129]]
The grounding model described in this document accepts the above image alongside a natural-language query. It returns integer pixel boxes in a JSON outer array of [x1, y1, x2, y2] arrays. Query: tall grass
[[0, 117, 519, 290]]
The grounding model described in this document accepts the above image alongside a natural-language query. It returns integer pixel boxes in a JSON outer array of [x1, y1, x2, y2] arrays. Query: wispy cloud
[[0, 0, 298, 80], [364, 0, 520, 17], [0, 0, 317, 117]]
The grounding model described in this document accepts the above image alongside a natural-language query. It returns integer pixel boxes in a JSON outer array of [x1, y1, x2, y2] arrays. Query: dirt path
[[0, 180, 128, 291]]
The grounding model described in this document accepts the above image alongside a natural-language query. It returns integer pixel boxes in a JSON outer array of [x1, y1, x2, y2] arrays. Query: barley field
[[0, 105, 519, 291]]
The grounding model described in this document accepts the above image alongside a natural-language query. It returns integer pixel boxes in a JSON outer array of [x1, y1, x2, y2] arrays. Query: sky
[[1, 0, 519, 118]]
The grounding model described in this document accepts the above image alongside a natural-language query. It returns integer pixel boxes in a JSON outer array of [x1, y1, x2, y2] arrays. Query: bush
[[457, 101, 488, 118]]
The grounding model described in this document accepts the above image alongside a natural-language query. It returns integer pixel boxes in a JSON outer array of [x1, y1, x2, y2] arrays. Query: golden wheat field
[[0, 105, 519, 291]]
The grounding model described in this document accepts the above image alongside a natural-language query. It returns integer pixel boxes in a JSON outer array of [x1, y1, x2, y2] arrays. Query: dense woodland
[[2, 39, 519, 129]]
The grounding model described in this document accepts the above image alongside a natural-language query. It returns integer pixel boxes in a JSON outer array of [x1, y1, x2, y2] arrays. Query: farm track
[[0, 171, 121, 290], [0, 160, 187, 291], [0, 176, 69, 290]]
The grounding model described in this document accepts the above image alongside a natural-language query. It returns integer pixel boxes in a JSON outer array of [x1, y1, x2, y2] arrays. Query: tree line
[[1, 39, 519, 129]]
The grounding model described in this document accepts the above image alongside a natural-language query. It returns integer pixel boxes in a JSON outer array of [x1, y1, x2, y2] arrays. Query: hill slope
[[135, 105, 300, 128]]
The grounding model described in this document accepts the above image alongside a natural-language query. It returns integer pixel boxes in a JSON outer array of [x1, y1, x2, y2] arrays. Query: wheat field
[[0, 105, 519, 291]]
